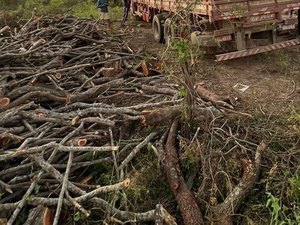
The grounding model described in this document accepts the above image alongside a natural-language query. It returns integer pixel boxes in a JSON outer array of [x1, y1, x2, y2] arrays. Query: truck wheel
[[153, 14, 164, 43], [164, 18, 175, 45]]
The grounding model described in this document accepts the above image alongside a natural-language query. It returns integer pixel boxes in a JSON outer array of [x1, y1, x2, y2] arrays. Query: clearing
[[124, 21, 300, 117]]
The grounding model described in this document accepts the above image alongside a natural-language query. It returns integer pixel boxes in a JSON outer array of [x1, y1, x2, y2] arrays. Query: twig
[[119, 132, 157, 172], [53, 150, 74, 225], [31, 154, 155, 221], [6, 123, 84, 225], [6, 130, 49, 225], [0, 142, 119, 161], [76, 179, 130, 202]]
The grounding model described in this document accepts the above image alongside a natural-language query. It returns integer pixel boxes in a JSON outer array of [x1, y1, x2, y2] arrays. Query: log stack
[[0, 15, 180, 224], [0, 14, 259, 225]]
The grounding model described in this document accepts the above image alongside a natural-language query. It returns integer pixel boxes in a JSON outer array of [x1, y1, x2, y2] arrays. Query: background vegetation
[[0, 0, 122, 22]]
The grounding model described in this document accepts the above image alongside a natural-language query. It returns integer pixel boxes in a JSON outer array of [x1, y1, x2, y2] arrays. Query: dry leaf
[[141, 60, 149, 76], [43, 207, 54, 225]]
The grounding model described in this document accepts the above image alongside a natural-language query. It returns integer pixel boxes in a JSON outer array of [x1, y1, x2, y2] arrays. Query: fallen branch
[[164, 120, 204, 225], [210, 141, 267, 225], [155, 204, 177, 225], [119, 132, 157, 172], [53, 151, 73, 225], [0, 142, 119, 161], [194, 83, 236, 109]]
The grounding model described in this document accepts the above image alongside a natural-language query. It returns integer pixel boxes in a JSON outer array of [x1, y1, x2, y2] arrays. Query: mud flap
[[215, 38, 300, 62]]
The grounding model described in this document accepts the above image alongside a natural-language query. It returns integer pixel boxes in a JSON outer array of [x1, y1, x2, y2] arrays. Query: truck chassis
[[131, 0, 300, 61]]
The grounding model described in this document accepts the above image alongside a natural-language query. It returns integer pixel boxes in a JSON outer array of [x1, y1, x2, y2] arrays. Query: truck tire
[[153, 14, 164, 43], [164, 18, 175, 45]]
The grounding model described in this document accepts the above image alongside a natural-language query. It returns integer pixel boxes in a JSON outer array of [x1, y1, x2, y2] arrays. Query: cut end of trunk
[[71, 116, 79, 125], [124, 178, 130, 187], [55, 73, 62, 80], [111, 146, 119, 151], [66, 95, 71, 105], [77, 138, 87, 146], [141, 107, 181, 126], [0, 97, 10, 108]]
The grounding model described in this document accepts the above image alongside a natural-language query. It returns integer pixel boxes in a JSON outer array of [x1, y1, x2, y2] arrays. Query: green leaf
[[178, 86, 187, 98], [74, 211, 82, 222]]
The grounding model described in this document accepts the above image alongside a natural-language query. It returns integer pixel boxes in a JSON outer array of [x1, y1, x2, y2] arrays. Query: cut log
[[0, 97, 10, 108], [194, 83, 236, 109], [164, 120, 204, 225], [0, 14, 181, 225], [141, 106, 181, 126], [23, 206, 48, 225], [209, 141, 267, 225]]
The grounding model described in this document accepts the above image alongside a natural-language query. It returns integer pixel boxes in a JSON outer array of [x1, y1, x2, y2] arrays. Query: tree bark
[[209, 141, 267, 225], [164, 120, 204, 225], [141, 107, 181, 126]]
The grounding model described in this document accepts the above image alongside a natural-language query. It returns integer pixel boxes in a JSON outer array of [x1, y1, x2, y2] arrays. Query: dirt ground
[[120, 21, 300, 119]]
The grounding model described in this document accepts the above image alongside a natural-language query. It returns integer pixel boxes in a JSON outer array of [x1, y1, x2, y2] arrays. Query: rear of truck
[[208, 0, 300, 61], [131, 0, 300, 61]]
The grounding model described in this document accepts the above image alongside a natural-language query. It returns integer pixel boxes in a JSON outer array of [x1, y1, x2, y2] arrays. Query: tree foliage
[[0, 0, 122, 19]]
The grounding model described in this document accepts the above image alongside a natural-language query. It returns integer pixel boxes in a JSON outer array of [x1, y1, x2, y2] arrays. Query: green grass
[[71, 4, 123, 20], [71, 2, 99, 18], [109, 6, 123, 22], [0, 0, 123, 21], [260, 49, 294, 75]]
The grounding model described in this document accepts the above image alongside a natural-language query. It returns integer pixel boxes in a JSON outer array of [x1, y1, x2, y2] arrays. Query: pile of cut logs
[[0, 15, 182, 224], [0, 13, 257, 225]]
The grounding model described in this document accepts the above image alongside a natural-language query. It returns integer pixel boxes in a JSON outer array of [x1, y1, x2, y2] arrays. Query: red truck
[[131, 0, 300, 61]]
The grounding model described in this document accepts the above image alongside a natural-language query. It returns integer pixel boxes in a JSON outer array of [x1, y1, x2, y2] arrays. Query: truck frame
[[131, 0, 300, 61]]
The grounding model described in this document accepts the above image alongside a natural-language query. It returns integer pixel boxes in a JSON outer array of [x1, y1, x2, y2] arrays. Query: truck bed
[[212, 0, 300, 22], [133, 0, 300, 23], [132, 0, 299, 61]]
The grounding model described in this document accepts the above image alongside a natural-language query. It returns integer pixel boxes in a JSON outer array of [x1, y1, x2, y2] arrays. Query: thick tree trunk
[[164, 120, 204, 225]]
